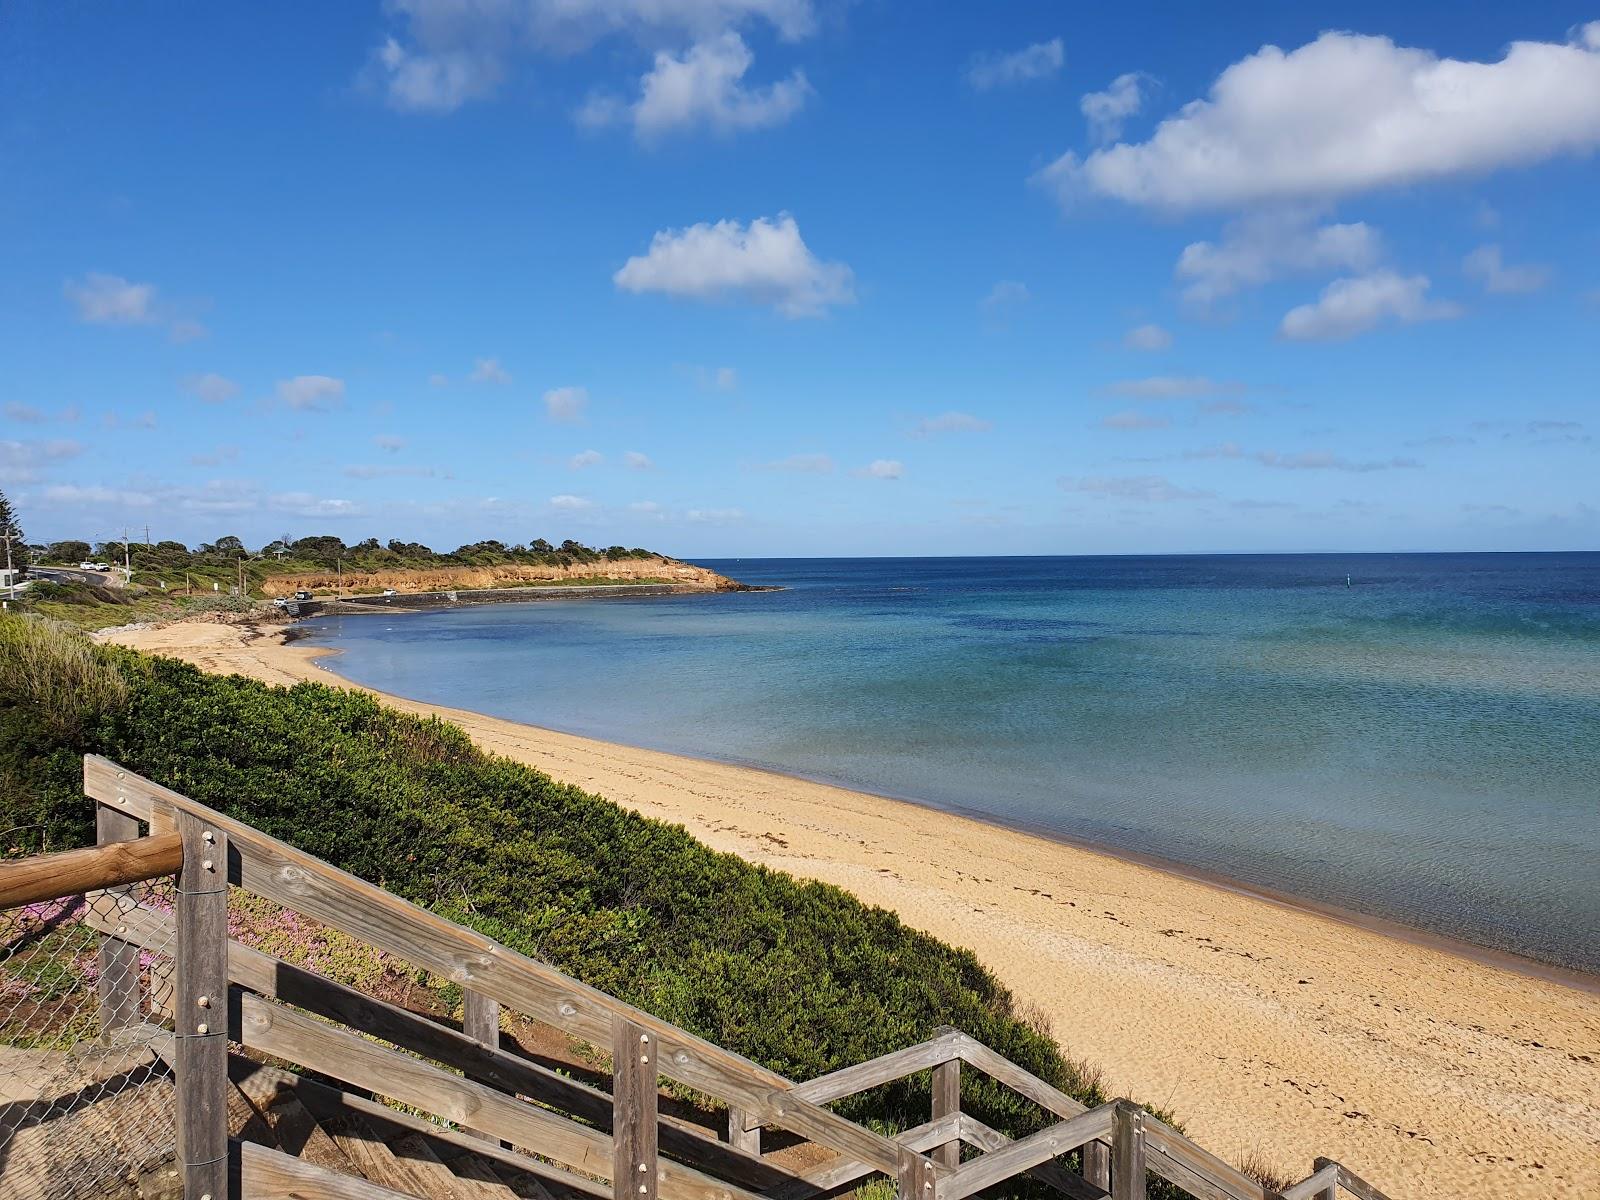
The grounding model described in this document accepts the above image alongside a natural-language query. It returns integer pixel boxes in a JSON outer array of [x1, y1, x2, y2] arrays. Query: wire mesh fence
[[0, 877, 179, 1200]]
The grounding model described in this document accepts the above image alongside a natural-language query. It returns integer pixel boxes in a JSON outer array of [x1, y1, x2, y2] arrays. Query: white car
[[380, 588, 399, 596], [78, 561, 111, 572]]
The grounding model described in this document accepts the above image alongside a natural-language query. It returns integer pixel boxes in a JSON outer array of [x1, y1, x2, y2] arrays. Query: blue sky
[[2, 2, 1597, 556]]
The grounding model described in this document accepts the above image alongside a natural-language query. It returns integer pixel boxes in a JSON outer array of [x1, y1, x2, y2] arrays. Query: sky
[[2, 2, 1598, 557]]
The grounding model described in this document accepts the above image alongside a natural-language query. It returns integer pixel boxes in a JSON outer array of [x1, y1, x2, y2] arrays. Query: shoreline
[[96, 618, 1600, 1200]]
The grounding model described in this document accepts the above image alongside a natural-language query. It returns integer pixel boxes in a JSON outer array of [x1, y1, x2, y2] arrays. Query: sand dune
[[99, 619, 1600, 1200]]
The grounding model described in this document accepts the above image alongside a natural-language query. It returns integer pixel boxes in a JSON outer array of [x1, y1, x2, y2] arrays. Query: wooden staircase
[[0, 757, 1398, 1200]]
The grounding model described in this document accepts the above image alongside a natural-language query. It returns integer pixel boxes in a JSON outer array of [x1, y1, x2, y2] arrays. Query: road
[[28, 565, 127, 587]]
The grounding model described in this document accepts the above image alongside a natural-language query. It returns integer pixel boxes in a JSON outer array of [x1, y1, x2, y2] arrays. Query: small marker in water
[[1346, 574, 1351, 588]]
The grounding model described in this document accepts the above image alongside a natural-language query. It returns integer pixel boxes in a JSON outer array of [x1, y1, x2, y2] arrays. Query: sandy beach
[[100, 619, 1600, 1200]]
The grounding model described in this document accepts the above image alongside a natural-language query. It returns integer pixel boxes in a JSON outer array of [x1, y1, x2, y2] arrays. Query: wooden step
[[449, 1156, 525, 1200]]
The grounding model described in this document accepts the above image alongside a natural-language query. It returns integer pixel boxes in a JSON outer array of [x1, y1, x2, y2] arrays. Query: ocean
[[299, 553, 1600, 973]]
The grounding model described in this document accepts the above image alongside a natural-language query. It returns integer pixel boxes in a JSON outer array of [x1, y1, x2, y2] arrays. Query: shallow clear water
[[300, 553, 1600, 972]]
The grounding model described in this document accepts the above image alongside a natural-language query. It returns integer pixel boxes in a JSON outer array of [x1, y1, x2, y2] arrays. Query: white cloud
[[544, 386, 590, 423], [858, 458, 903, 480], [629, 500, 665, 517], [276, 375, 346, 411], [428, 372, 450, 387], [624, 450, 654, 470], [189, 446, 240, 467], [581, 33, 809, 138], [469, 357, 512, 384], [3, 403, 45, 423], [63, 273, 157, 325], [1176, 211, 1382, 304], [63, 272, 205, 339], [1279, 271, 1462, 341], [765, 452, 834, 473], [1462, 244, 1552, 294], [1081, 72, 1145, 143], [713, 366, 738, 390], [1107, 375, 1240, 399], [1058, 474, 1215, 502], [614, 214, 854, 318], [687, 506, 744, 523], [270, 491, 363, 518], [42, 484, 156, 507], [1041, 26, 1600, 211], [913, 412, 992, 435], [569, 449, 604, 469], [0, 438, 84, 484], [549, 493, 594, 510], [1122, 323, 1172, 351], [1100, 410, 1171, 431], [184, 373, 240, 404], [370, 0, 816, 113], [981, 280, 1030, 312], [374, 433, 407, 452], [968, 39, 1064, 90]]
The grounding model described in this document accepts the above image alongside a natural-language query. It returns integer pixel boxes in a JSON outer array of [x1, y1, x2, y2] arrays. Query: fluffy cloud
[[1279, 271, 1461, 341], [1176, 211, 1382, 304], [913, 412, 992, 435], [544, 386, 590, 423], [1462, 244, 1552, 294], [3, 403, 45, 423], [1100, 410, 1170, 431], [270, 492, 363, 518], [581, 33, 809, 138], [42, 484, 156, 507], [0, 438, 83, 484], [1058, 474, 1214, 502], [766, 453, 834, 473], [276, 375, 346, 411], [624, 450, 654, 470], [614, 214, 853, 317], [184, 373, 240, 404], [374, 433, 407, 452], [1041, 26, 1600, 211], [687, 506, 744, 523], [1081, 72, 1145, 143], [1107, 375, 1240, 399], [63, 272, 156, 325], [469, 357, 511, 384], [968, 39, 1064, 90], [549, 493, 594, 511], [63, 273, 206, 340], [858, 458, 903, 480], [370, 0, 816, 113], [569, 449, 604, 469], [1122, 323, 1172, 351]]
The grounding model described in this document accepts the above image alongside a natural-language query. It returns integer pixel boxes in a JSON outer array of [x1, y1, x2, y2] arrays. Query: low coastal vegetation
[[0, 614, 1123, 1151]]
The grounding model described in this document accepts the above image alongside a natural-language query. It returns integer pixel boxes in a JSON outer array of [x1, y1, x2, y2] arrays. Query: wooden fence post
[[175, 813, 229, 1200], [95, 804, 143, 1036], [931, 1056, 960, 1168], [727, 1107, 761, 1155], [463, 989, 501, 1142], [1082, 1138, 1111, 1193], [1112, 1102, 1145, 1200], [1312, 1156, 1337, 1200], [896, 1148, 937, 1200], [613, 1017, 658, 1200]]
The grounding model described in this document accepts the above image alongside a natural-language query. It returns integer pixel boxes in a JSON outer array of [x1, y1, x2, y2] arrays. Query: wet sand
[[98, 619, 1600, 1200]]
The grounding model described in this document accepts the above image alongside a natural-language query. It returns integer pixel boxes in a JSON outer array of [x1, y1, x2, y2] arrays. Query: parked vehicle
[[271, 597, 291, 609], [293, 590, 314, 601], [380, 587, 399, 596]]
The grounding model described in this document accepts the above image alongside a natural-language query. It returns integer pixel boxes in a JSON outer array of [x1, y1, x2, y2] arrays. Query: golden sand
[[99, 619, 1600, 1200]]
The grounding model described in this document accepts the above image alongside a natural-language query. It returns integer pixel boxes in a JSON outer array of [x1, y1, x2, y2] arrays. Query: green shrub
[[0, 620, 1138, 1148]]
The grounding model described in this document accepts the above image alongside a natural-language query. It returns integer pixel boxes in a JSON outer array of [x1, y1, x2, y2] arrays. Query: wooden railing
[[0, 756, 1398, 1200]]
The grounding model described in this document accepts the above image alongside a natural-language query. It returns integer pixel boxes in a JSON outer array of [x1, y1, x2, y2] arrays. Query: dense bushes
[[0, 616, 1114, 1142]]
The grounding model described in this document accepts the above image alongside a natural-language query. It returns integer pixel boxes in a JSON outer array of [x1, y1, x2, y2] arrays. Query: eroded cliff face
[[259, 556, 739, 597]]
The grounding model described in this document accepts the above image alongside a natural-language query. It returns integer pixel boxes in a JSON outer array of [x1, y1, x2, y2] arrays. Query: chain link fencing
[[0, 877, 179, 1200]]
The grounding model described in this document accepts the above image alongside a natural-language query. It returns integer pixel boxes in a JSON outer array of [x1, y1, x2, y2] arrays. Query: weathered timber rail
[[0, 755, 1399, 1200]]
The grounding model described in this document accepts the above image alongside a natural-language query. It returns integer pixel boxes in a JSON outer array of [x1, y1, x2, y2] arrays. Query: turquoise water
[[300, 553, 1600, 973]]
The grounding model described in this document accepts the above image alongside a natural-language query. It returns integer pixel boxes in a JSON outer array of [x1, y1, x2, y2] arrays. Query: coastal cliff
[[257, 554, 745, 598]]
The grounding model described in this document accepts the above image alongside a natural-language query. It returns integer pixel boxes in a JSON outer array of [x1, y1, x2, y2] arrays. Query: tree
[[46, 540, 91, 564], [0, 488, 22, 547]]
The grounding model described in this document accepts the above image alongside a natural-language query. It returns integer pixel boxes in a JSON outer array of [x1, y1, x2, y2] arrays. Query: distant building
[[0, 567, 18, 592]]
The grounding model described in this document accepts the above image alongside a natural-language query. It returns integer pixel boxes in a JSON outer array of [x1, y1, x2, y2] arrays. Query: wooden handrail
[[0, 830, 181, 908], [83, 756, 920, 1181], [79, 757, 1401, 1200]]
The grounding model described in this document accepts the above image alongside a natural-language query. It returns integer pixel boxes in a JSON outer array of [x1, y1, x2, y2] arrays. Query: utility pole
[[2, 530, 14, 603], [237, 555, 245, 598], [121, 527, 132, 583]]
